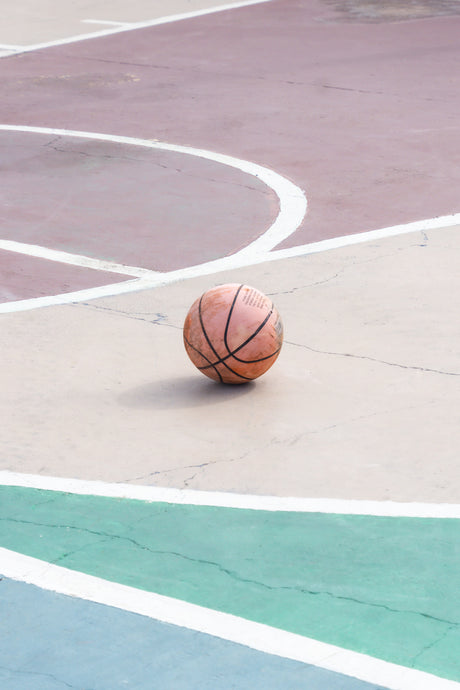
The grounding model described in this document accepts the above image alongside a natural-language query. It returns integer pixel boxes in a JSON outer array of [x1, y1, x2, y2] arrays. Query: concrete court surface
[[1, 1, 460, 689], [1, 226, 460, 502]]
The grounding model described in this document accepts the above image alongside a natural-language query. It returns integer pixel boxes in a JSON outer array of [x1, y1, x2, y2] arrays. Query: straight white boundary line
[[2, 211, 459, 314], [0, 239, 160, 278], [2, 0, 274, 56], [266, 213, 460, 262], [1, 548, 458, 690], [1, 471, 459, 518]]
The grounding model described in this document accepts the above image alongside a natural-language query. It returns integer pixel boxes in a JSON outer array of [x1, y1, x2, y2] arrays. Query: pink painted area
[[0, 250, 129, 302]]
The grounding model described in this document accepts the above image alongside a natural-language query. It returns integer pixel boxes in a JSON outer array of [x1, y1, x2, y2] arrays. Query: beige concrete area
[[1, 225, 459, 503], [0, 0, 262, 48]]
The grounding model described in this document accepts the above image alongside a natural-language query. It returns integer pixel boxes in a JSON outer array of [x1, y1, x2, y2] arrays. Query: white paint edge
[[0, 239, 160, 278], [2, 0, 274, 55], [1, 548, 458, 690], [0, 279, 149, 313], [1, 471, 459, 518]]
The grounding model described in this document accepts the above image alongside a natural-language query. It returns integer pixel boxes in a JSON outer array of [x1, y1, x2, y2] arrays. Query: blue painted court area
[[0, 577, 387, 690]]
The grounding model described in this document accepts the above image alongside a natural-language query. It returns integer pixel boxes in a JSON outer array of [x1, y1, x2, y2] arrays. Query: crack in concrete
[[52, 537, 112, 566], [2, 517, 459, 633], [321, 83, 384, 95], [285, 340, 460, 376], [122, 443, 264, 487], [46, 142, 142, 165], [44, 142, 269, 195], [57, 52, 457, 105], [77, 302, 182, 328], [180, 448, 258, 488], [409, 623, 458, 668], [286, 400, 439, 445], [267, 271, 344, 295], [122, 458, 220, 485], [268, 241, 435, 297]]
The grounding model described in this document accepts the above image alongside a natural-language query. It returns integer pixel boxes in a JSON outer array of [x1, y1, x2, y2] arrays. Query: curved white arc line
[[0, 124, 307, 256], [0, 548, 458, 690], [0, 124, 307, 312], [1, 126, 458, 315], [1, 471, 460, 518]]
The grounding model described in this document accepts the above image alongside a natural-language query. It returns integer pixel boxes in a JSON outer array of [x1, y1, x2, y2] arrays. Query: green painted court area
[[1, 485, 459, 682]]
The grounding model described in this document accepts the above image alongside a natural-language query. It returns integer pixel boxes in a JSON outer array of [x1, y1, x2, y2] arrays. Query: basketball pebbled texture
[[183, 283, 283, 384]]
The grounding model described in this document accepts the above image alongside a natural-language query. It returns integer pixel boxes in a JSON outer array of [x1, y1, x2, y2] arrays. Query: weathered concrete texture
[[1, 226, 459, 502], [1, 577, 389, 690]]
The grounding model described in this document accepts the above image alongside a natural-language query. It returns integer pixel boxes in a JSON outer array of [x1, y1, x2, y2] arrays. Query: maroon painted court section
[[1, 0, 460, 298]]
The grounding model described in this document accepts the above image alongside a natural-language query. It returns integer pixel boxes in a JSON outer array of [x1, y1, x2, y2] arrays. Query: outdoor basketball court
[[1, 0, 459, 688]]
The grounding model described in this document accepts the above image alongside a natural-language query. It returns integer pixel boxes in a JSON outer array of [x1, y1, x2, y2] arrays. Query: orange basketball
[[183, 283, 283, 384]]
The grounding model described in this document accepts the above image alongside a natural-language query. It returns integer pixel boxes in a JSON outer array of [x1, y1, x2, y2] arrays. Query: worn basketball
[[183, 283, 283, 384]]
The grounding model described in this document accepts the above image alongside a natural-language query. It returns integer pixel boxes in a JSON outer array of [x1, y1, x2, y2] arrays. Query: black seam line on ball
[[199, 295, 276, 372], [223, 284, 244, 354], [200, 298, 276, 371], [198, 289, 253, 381], [224, 290, 273, 360], [184, 333, 223, 383], [228, 301, 275, 358], [226, 299, 278, 363], [199, 343, 281, 369], [231, 344, 282, 364]]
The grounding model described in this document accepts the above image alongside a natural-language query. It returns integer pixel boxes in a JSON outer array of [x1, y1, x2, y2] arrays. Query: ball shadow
[[119, 375, 256, 410]]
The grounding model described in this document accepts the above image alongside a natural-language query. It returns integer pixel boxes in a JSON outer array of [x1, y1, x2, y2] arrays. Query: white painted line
[[1, 548, 458, 690], [3, 0, 274, 55], [264, 213, 460, 262], [1, 471, 460, 518], [0, 44, 25, 50], [1, 211, 458, 314], [0, 239, 160, 278], [0, 279, 148, 314], [0, 124, 307, 256]]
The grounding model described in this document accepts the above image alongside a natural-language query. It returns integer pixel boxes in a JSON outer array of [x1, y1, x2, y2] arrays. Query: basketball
[[183, 283, 283, 384]]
